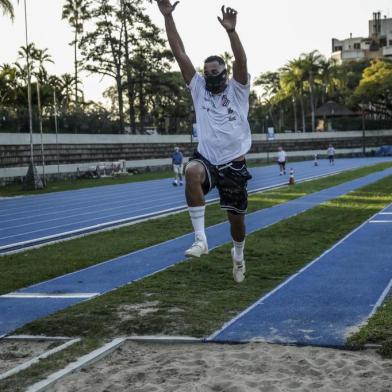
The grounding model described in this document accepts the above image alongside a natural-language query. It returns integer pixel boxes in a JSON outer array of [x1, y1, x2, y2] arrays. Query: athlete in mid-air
[[157, 0, 252, 283]]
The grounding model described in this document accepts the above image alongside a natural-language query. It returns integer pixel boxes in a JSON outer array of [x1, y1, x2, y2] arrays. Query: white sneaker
[[231, 248, 246, 283], [185, 236, 208, 258]]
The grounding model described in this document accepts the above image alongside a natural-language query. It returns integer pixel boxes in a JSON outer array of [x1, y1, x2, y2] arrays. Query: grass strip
[[2, 172, 392, 391], [348, 297, 392, 356], [1, 161, 392, 296]]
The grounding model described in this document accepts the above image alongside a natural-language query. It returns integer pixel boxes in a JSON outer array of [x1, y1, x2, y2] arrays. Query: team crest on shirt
[[221, 95, 230, 107]]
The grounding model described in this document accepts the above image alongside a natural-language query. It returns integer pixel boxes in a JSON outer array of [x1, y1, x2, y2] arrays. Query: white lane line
[[369, 278, 392, 318], [0, 203, 189, 251], [0, 187, 184, 224], [369, 220, 392, 223], [0, 192, 185, 230], [380, 212, 392, 215], [1, 292, 99, 299]]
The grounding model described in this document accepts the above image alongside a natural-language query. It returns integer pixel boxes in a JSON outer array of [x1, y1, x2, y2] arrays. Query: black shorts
[[187, 151, 252, 214]]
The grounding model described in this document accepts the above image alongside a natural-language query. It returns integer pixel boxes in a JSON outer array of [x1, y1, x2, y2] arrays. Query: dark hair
[[204, 55, 226, 66]]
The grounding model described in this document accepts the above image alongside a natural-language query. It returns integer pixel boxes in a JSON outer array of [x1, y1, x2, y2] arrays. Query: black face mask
[[205, 69, 228, 94]]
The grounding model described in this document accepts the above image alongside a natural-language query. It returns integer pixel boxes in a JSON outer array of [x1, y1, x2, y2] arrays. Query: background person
[[277, 146, 287, 175], [157, 0, 252, 283], [327, 144, 336, 165], [172, 146, 184, 186]]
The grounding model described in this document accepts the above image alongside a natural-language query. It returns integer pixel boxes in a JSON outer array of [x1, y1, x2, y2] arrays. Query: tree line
[[1, 0, 391, 134]]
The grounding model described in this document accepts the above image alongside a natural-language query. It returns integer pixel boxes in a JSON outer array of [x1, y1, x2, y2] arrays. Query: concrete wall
[[1, 130, 392, 181]]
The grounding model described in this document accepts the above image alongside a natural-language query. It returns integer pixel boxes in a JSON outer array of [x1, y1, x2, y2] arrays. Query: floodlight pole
[[362, 109, 366, 156], [24, 0, 34, 165], [53, 88, 60, 176]]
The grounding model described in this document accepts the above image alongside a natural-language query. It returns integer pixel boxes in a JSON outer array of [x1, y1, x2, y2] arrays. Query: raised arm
[[218, 6, 248, 85], [156, 0, 196, 84]]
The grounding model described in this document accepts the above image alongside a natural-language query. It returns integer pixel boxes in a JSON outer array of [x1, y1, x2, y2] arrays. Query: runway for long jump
[[1, 165, 392, 342], [209, 202, 392, 347], [1, 157, 391, 254]]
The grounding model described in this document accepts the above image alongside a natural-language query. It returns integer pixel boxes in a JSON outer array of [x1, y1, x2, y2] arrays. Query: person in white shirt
[[157, 0, 252, 283], [277, 147, 287, 175], [327, 144, 335, 165]]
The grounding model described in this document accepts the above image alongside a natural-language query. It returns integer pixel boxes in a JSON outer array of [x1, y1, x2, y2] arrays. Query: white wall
[[2, 130, 392, 145]]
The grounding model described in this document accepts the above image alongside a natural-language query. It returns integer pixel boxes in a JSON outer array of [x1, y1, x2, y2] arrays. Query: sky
[[1, 0, 391, 103]]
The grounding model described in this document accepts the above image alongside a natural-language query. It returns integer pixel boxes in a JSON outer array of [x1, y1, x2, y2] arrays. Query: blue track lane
[[209, 206, 392, 347], [1, 166, 392, 338], [1, 157, 391, 253]]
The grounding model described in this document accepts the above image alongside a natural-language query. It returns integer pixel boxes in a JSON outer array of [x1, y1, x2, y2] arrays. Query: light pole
[[359, 103, 367, 156], [265, 114, 270, 164], [53, 88, 60, 176], [24, 0, 33, 165], [23, 0, 43, 189]]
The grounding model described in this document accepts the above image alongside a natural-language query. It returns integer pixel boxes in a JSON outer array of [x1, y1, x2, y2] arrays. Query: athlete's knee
[[185, 162, 205, 185]]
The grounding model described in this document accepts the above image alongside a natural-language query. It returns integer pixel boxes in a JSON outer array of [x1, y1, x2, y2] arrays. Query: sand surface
[[0, 340, 60, 375], [51, 341, 392, 392]]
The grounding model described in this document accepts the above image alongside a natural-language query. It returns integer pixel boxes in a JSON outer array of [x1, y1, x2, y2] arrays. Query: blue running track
[[1, 157, 391, 253], [1, 166, 392, 339], [210, 203, 392, 347]]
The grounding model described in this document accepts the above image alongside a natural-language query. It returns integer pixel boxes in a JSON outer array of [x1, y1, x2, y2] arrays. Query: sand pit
[[0, 339, 61, 375], [50, 341, 392, 392]]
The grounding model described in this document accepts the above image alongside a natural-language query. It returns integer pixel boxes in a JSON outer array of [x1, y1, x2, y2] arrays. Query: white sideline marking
[[207, 208, 384, 341], [1, 292, 99, 299], [369, 278, 392, 318], [369, 220, 392, 223], [0, 338, 80, 381], [25, 338, 126, 392], [380, 212, 392, 215]]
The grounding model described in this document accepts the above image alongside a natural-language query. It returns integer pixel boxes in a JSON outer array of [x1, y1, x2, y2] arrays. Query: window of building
[[389, 40, 392, 46], [334, 46, 343, 51], [354, 43, 361, 49]]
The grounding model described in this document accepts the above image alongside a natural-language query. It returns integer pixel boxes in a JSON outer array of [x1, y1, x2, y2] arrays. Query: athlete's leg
[[184, 161, 209, 256], [185, 161, 206, 206], [227, 211, 246, 242], [228, 211, 246, 283]]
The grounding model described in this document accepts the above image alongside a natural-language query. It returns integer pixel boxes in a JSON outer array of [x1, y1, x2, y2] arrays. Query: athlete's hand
[[218, 5, 237, 32], [156, 0, 180, 16]]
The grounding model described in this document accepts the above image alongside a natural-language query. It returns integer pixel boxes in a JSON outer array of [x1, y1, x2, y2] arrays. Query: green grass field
[[1, 162, 392, 391]]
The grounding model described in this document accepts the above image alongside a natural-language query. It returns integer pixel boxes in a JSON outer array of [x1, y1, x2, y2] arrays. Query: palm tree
[[62, 0, 90, 106], [281, 58, 307, 132], [319, 58, 345, 104], [254, 71, 282, 130], [32, 48, 54, 184], [300, 50, 323, 131], [58, 73, 81, 111], [0, 0, 17, 20]]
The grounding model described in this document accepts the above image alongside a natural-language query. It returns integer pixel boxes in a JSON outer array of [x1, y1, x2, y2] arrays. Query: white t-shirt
[[277, 150, 287, 162], [327, 147, 335, 156], [188, 72, 252, 165]]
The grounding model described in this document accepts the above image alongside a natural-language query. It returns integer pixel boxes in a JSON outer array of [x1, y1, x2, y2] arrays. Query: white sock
[[188, 206, 206, 242], [233, 240, 245, 261]]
